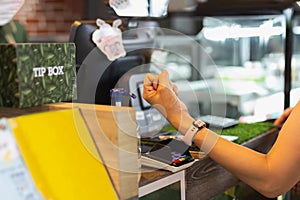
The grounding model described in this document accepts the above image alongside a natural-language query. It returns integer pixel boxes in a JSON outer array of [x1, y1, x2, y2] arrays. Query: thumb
[[158, 70, 171, 89]]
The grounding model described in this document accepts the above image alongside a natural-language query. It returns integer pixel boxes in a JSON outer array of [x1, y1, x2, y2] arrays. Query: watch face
[[193, 120, 206, 128]]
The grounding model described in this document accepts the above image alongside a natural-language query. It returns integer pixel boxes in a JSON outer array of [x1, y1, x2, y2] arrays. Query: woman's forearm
[[169, 111, 274, 192], [193, 127, 296, 198]]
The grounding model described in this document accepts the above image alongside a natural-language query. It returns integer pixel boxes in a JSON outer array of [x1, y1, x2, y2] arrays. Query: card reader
[[142, 138, 194, 167]]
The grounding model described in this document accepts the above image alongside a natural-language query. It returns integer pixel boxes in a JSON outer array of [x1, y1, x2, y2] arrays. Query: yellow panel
[[8, 108, 118, 200]]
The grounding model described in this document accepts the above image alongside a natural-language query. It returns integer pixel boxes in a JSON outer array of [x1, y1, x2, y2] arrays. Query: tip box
[[0, 43, 76, 108]]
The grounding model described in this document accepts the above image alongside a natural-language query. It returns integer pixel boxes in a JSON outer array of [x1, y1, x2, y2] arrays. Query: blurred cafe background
[[1, 1, 299, 200], [12, 0, 300, 121]]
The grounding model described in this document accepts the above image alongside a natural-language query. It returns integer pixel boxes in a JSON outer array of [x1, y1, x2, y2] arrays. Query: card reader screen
[[145, 139, 194, 167]]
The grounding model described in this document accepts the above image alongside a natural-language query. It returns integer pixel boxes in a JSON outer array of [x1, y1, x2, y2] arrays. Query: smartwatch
[[182, 120, 206, 146]]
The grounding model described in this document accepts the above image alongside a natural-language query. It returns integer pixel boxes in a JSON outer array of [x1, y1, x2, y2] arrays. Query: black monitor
[[94, 54, 145, 105]]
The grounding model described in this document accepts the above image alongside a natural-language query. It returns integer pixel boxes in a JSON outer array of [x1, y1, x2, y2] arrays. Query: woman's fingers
[[144, 73, 159, 90], [274, 107, 293, 126]]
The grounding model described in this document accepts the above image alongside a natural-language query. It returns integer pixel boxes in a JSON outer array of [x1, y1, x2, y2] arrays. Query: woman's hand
[[274, 107, 293, 126], [143, 70, 193, 134]]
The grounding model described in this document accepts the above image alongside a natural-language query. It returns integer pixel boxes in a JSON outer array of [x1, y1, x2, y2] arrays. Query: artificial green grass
[[161, 121, 276, 144], [216, 122, 276, 144]]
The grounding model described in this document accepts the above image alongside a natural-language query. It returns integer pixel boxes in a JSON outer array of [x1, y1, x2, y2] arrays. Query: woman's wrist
[[167, 111, 194, 135], [194, 128, 219, 154]]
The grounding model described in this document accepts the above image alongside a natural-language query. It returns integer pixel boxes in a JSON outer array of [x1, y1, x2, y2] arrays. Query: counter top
[[0, 104, 279, 200]]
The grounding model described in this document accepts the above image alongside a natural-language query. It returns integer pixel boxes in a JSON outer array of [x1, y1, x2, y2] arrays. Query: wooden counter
[[0, 104, 279, 200], [0, 103, 140, 200]]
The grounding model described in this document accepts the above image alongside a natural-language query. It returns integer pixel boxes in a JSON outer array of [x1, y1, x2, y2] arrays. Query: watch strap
[[182, 120, 206, 146]]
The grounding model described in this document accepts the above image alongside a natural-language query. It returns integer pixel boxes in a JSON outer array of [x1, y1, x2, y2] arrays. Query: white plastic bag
[[92, 18, 126, 61]]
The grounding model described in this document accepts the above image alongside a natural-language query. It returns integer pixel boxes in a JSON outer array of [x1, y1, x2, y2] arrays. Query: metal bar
[[284, 8, 294, 109]]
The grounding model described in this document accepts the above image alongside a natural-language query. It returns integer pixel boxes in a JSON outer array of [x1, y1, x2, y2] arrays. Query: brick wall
[[15, 0, 85, 42]]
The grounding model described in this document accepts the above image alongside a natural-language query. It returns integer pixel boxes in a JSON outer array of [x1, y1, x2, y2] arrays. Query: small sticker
[[0, 119, 44, 200], [136, 111, 145, 120]]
